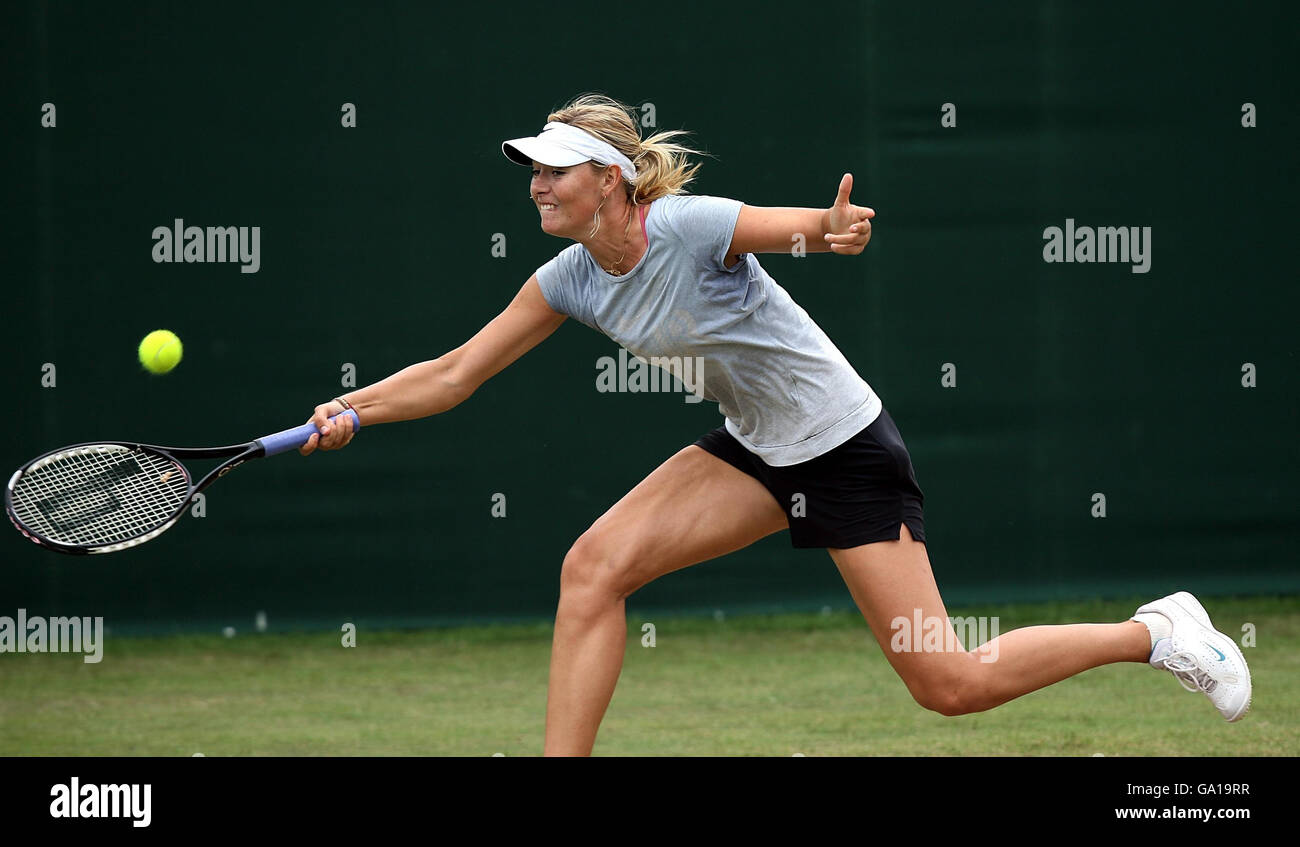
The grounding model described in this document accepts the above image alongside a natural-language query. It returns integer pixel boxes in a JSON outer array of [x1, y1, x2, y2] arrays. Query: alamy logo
[[151, 218, 260, 273], [1042, 218, 1151, 273], [890, 610, 1001, 662], [0, 609, 103, 663], [50, 778, 151, 827], [596, 347, 705, 404]]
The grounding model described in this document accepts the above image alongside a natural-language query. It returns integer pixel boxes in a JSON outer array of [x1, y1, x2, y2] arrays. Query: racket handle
[[257, 409, 361, 457]]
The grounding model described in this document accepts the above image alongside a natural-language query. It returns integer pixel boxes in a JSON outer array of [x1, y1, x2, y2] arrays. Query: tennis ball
[[138, 329, 183, 374]]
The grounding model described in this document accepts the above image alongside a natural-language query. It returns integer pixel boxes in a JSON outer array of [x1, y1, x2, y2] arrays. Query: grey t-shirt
[[535, 193, 881, 466]]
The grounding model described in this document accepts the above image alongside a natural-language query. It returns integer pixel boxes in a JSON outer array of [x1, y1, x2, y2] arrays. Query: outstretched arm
[[300, 275, 566, 453], [726, 173, 875, 260]]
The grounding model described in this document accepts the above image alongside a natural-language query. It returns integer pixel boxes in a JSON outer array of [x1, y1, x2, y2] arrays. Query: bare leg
[[830, 523, 1151, 716], [545, 446, 788, 755]]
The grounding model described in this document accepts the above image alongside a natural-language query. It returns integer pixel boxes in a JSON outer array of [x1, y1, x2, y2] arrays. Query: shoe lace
[[1157, 650, 1239, 694]]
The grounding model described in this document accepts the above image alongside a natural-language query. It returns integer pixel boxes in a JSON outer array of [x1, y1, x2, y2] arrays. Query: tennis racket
[[5, 410, 359, 555]]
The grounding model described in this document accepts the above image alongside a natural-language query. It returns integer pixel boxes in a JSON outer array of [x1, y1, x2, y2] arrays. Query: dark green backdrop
[[3, 1, 1296, 634]]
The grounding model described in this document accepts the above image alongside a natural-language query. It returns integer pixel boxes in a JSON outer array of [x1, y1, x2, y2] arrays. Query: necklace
[[602, 204, 636, 275]]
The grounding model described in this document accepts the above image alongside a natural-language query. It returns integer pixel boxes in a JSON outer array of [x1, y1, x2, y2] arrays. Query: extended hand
[[824, 173, 875, 255], [299, 400, 356, 455]]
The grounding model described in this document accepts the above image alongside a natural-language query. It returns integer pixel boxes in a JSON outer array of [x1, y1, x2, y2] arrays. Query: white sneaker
[[1134, 591, 1252, 722]]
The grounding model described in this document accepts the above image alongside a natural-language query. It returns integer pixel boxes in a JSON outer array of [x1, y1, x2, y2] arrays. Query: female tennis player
[[300, 94, 1251, 755]]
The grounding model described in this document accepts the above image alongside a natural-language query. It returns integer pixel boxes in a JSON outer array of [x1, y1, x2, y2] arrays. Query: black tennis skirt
[[694, 407, 926, 549]]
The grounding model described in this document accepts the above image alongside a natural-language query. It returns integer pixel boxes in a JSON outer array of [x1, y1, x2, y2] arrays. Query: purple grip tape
[[257, 409, 361, 457]]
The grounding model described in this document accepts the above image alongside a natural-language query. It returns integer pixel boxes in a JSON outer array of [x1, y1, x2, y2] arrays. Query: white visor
[[502, 121, 638, 182]]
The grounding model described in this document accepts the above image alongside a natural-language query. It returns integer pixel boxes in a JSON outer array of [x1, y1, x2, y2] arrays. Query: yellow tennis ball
[[138, 329, 183, 374]]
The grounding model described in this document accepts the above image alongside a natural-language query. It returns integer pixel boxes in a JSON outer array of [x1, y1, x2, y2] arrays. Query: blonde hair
[[546, 93, 712, 211]]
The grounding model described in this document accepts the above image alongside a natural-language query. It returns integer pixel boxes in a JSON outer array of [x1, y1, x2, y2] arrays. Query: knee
[[558, 532, 638, 611], [905, 666, 990, 717], [910, 686, 973, 717]]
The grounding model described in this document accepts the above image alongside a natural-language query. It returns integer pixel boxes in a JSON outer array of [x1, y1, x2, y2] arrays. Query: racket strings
[[9, 446, 190, 547]]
